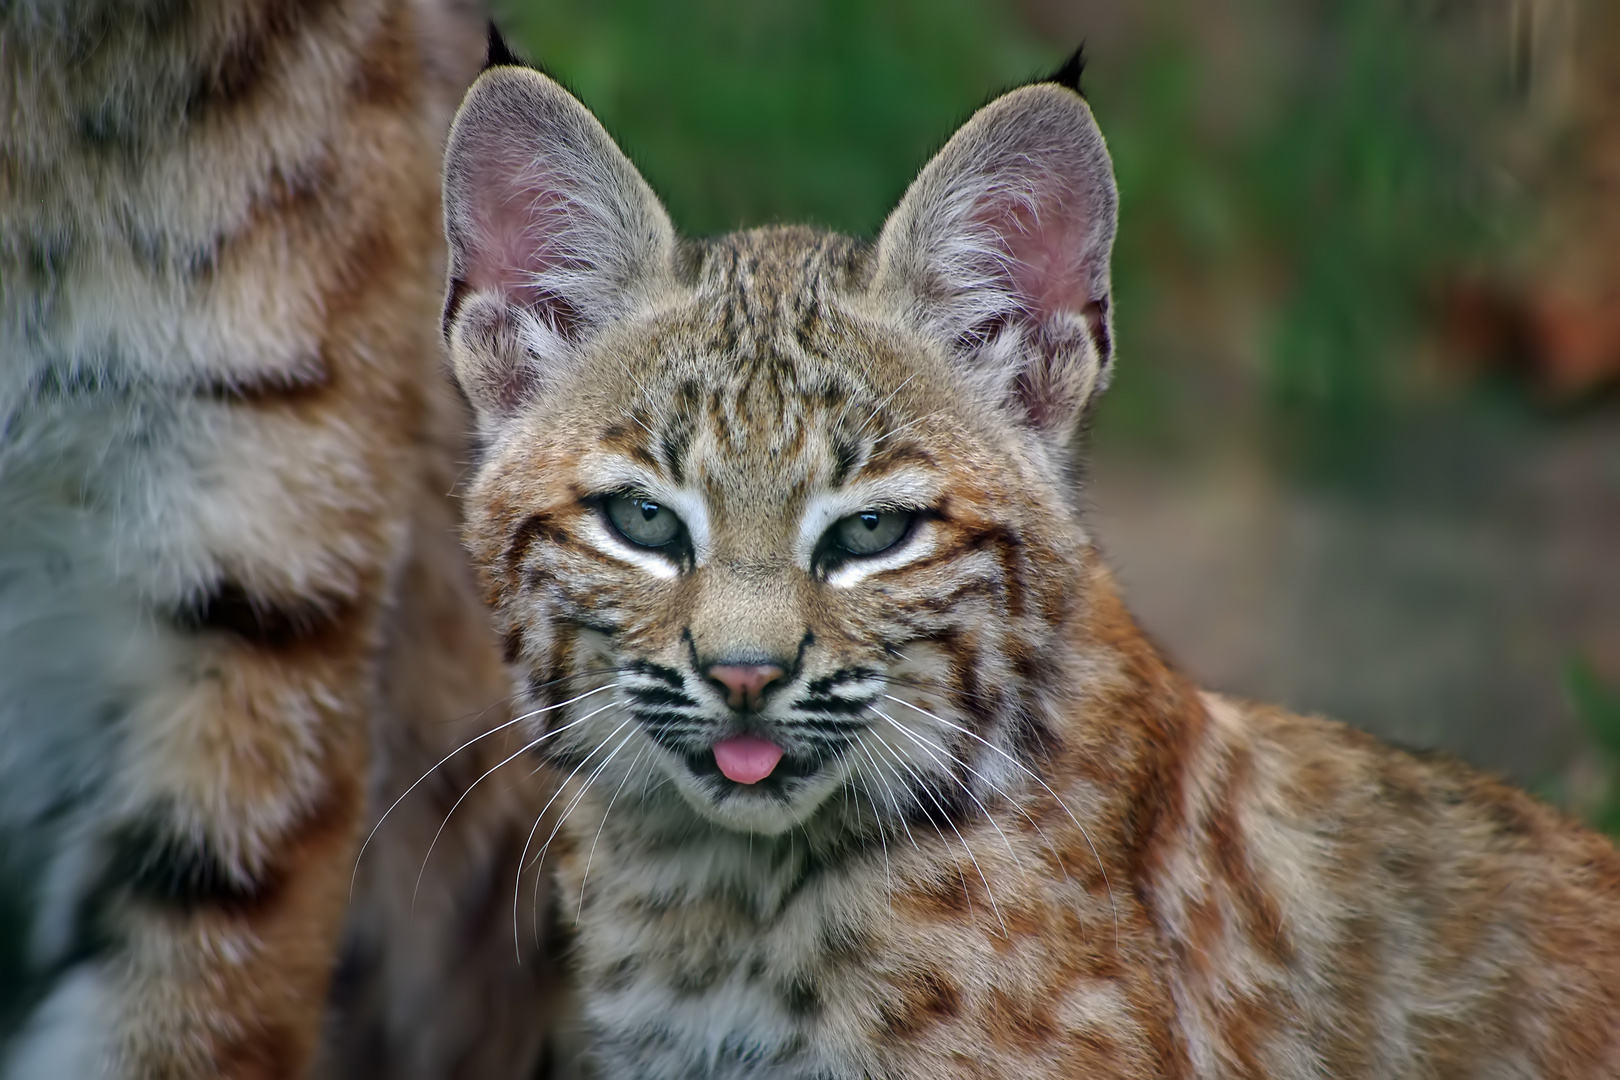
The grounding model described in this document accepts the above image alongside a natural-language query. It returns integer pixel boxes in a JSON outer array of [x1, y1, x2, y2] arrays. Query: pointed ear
[[442, 67, 675, 426], [871, 84, 1118, 442]]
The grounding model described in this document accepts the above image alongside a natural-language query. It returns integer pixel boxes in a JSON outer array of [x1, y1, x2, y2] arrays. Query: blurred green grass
[[497, 0, 1047, 236], [1564, 659, 1620, 833]]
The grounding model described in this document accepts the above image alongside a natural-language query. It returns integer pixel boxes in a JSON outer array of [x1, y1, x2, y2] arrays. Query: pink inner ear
[[458, 140, 585, 328], [982, 188, 1097, 325]]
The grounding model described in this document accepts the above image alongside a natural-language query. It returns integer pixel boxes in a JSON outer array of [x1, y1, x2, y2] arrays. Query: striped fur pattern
[[1, 3, 565, 1077], [444, 64, 1620, 1078]]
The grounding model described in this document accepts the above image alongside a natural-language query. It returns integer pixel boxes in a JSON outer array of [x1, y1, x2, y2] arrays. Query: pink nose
[[706, 663, 785, 711]]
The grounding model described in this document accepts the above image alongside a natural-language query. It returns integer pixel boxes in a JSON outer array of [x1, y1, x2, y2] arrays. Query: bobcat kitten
[[441, 58, 1620, 1079]]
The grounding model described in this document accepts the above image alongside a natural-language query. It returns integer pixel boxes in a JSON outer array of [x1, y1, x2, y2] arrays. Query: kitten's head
[[442, 65, 1117, 836]]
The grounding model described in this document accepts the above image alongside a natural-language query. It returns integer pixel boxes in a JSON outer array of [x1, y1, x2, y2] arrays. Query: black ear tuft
[[1046, 45, 1086, 98], [484, 21, 526, 71]]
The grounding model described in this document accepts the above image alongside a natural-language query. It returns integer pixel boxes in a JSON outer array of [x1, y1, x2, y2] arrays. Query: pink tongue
[[712, 735, 784, 785]]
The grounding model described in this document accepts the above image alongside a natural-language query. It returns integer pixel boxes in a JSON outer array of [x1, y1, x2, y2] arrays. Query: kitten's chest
[[564, 834, 886, 1080]]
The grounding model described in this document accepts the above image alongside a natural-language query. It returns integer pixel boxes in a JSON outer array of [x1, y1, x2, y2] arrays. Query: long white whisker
[[845, 744, 894, 913], [512, 710, 635, 958], [613, 359, 660, 437], [869, 701, 1070, 881], [865, 737, 980, 921], [412, 696, 623, 909], [871, 409, 944, 445], [882, 692, 1119, 945], [856, 372, 919, 437], [533, 727, 636, 876], [872, 707, 1024, 875], [577, 743, 647, 920], [868, 727, 1007, 936], [855, 738, 924, 858], [531, 733, 632, 947], [529, 725, 639, 941], [350, 682, 618, 900]]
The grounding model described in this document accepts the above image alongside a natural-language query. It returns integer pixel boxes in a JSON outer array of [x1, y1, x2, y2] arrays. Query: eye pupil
[[826, 508, 914, 561], [604, 493, 684, 551]]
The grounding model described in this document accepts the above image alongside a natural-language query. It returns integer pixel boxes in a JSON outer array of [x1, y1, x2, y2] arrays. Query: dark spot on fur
[[443, 275, 473, 339], [1484, 795, 1534, 838], [507, 512, 572, 575], [830, 438, 861, 487], [669, 959, 724, 996], [659, 428, 691, 485], [75, 103, 143, 158], [503, 629, 525, 665], [195, 360, 331, 406], [602, 955, 643, 992], [626, 659, 683, 687], [215, 1021, 301, 1079], [779, 974, 822, 1018], [879, 967, 962, 1036], [190, 0, 343, 115], [174, 580, 357, 651], [349, 5, 414, 109], [625, 685, 697, 710], [108, 818, 272, 913]]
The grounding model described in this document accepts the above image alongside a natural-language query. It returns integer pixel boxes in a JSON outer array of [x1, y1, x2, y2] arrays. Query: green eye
[[830, 509, 912, 557], [605, 494, 684, 549]]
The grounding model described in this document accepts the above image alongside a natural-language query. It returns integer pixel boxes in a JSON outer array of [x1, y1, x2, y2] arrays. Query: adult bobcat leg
[[0, 1, 484, 1075]]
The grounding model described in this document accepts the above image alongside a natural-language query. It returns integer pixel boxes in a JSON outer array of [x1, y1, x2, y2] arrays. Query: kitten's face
[[470, 231, 1083, 833], [444, 68, 1117, 835]]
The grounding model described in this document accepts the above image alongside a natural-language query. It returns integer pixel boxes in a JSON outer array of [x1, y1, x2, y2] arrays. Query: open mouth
[[683, 737, 826, 795]]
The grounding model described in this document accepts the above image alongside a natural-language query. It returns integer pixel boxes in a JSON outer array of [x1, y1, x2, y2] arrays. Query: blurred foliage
[[497, 0, 1045, 235], [1105, 2, 1514, 426], [1566, 658, 1620, 835], [499, 0, 1522, 463]]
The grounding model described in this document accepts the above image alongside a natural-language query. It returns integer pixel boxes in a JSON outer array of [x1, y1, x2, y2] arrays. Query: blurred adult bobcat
[[438, 52, 1620, 1078], [0, 3, 565, 1077]]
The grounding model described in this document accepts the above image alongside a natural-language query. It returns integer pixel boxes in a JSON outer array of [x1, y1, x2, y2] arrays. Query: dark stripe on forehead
[[598, 421, 661, 472], [830, 438, 862, 488], [658, 381, 702, 484], [859, 442, 936, 480]]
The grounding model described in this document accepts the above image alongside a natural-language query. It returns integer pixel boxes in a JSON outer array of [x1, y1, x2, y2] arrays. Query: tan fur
[[1, 4, 564, 1077], [443, 65, 1620, 1078]]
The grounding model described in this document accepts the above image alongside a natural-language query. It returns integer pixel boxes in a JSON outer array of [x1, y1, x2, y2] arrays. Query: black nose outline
[[704, 663, 786, 711], [684, 629, 815, 713]]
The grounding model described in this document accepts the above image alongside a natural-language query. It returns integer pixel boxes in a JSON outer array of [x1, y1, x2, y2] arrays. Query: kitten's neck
[[1060, 555, 1213, 878]]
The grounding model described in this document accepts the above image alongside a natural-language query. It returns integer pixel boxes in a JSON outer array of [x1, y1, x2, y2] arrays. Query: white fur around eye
[[585, 515, 680, 579], [576, 454, 712, 568], [825, 523, 936, 588], [795, 471, 938, 571]]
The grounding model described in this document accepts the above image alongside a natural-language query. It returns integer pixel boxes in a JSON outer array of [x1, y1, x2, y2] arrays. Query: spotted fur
[[443, 64, 1620, 1079], [0, 4, 567, 1078]]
